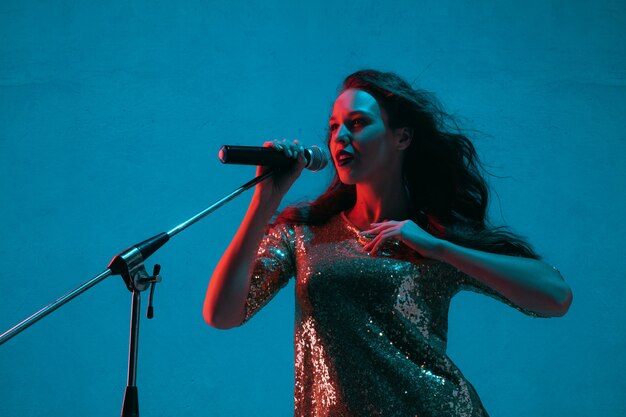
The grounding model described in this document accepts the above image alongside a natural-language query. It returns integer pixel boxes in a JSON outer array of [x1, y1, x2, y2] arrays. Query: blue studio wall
[[1, 1, 625, 416]]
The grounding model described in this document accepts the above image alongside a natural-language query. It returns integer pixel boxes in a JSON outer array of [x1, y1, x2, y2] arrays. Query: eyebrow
[[329, 110, 374, 121]]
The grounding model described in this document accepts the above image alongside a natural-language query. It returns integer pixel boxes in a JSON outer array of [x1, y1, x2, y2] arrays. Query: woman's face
[[329, 89, 402, 185]]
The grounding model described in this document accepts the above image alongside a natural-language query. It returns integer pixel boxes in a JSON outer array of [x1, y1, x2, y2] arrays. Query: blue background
[[1, 1, 625, 416]]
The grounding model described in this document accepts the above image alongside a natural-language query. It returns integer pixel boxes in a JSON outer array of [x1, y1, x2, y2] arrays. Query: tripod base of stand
[[121, 385, 139, 417]]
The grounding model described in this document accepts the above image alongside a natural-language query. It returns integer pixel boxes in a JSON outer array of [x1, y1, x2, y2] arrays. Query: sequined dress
[[243, 213, 543, 417]]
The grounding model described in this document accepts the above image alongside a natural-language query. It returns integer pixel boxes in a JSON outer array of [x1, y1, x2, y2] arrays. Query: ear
[[394, 127, 413, 151]]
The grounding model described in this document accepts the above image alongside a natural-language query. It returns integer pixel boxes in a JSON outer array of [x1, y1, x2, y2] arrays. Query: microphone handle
[[218, 145, 304, 168]]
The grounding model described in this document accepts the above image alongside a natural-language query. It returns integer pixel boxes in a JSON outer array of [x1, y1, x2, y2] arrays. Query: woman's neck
[[346, 180, 410, 230]]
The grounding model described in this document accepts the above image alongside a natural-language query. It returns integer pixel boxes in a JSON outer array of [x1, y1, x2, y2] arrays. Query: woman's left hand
[[361, 220, 445, 260]]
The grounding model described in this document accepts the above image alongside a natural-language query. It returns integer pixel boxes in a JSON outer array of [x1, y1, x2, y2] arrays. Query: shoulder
[[265, 221, 298, 242], [268, 213, 347, 247]]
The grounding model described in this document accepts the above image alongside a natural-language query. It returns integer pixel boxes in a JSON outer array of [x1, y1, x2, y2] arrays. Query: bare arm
[[436, 241, 573, 317], [203, 195, 280, 329], [362, 220, 573, 317], [203, 141, 306, 329]]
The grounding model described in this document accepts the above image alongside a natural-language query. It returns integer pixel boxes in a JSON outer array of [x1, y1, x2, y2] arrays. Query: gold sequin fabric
[[244, 213, 545, 417]]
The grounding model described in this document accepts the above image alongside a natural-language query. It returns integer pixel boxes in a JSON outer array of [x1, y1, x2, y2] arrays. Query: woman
[[203, 69, 573, 416]]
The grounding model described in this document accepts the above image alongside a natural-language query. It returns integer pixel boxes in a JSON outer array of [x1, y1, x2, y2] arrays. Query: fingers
[[361, 220, 400, 236], [363, 234, 386, 254], [362, 230, 399, 254], [361, 222, 393, 249], [368, 220, 394, 227], [268, 139, 304, 159], [360, 223, 393, 235]]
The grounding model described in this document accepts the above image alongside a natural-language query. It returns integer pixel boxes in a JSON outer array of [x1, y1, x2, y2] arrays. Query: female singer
[[203, 69, 572, 416]]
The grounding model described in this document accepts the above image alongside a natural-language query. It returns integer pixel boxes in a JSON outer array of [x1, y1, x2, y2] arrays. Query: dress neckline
[[341, 211, 370, 233], [339, 211, 378, 239], [340, 210, 363, 232]]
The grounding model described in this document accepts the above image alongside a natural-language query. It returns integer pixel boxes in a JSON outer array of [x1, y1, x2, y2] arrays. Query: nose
[[332, 123, 351, 145]]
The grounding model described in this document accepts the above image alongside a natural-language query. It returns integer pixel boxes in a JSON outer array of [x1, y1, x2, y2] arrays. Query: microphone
[[218, 145, 329, 172]]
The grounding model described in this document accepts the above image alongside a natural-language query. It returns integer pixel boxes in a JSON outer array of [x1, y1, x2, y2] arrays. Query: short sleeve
[[453, 264, 557, 318], [241, 223, 296, 325]]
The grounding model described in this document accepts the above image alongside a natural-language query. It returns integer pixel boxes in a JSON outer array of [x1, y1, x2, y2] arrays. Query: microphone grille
[[306, 145, 329, 172]]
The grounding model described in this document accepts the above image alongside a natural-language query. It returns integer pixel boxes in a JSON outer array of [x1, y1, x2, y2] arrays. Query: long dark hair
[[275, 69, 541, 260]]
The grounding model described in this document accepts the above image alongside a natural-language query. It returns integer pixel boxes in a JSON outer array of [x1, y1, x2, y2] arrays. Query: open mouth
[[335, 150, 354, 167]]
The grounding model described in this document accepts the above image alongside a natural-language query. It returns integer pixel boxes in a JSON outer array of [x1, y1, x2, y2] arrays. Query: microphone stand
[[0, 169, 275, 417]]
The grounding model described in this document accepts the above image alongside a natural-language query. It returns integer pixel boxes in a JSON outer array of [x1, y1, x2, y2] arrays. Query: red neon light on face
[[328, 89, 397, 185]]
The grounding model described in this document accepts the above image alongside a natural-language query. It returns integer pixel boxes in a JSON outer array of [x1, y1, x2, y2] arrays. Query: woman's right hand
[[254, 139, 307, 203], [204, 139, 307, 329]]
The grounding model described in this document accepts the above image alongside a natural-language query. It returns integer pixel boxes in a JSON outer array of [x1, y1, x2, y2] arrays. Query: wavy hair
[[274, 69, 541, 259]]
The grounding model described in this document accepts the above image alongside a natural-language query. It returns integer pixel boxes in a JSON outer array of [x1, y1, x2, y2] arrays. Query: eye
[[352, 117, 366, 128], [329, 123, 339, 132]]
